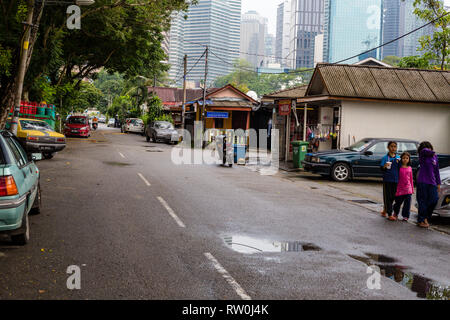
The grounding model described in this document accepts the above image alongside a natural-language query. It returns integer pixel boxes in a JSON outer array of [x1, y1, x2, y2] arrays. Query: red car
[[64, 116, 90, 138]]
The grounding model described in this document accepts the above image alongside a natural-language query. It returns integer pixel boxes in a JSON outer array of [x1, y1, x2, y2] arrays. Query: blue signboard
[[206, 112, 229, 119]]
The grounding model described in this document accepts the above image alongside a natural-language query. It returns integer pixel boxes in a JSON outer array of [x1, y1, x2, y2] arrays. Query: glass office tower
[[323, 0, 383, 64]]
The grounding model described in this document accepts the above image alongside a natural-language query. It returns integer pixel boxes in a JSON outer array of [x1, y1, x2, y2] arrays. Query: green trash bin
[[292, 141, 309, 168]]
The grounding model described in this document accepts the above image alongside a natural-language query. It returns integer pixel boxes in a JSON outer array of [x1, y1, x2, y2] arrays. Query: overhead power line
[[182, 10, 450, 75]]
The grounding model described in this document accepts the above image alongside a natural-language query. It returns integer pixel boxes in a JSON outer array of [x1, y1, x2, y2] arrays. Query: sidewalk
[[240, 152, 450, 235]]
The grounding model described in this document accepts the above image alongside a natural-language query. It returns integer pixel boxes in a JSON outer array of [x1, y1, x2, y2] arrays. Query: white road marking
[[118, 152, 125, 158], [157, 196, 186, 228], [204, 252, 252, 300], [137, 173, 151, 186]]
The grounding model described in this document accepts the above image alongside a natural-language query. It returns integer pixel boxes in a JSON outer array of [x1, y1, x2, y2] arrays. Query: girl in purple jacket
[[416, 141, 441, 228]]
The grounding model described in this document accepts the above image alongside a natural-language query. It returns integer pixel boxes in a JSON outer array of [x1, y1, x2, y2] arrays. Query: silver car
[[122, 118, 144, 135], [435, 166, 450, 217], [145, 121, 179, 144]]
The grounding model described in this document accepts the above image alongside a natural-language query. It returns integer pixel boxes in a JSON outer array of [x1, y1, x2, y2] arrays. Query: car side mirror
[[364, 151, 373, 156]]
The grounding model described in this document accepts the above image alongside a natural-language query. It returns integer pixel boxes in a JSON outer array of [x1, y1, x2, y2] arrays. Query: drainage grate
[[349, 199, 377, 204]]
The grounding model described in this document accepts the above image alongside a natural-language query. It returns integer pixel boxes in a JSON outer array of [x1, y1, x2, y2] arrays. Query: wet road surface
[[0, 125, 449, 299]]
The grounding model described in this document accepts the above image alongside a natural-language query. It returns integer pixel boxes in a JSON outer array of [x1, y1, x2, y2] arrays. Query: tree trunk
[[0, 0, 45, 129]]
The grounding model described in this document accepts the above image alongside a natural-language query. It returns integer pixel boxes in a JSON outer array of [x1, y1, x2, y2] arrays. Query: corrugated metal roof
[[319, 65, 357, 97], [394, 69, 437, 102], [420, 71, 450, 102], [307, 64, 450, 103], [368, 68, 411, 100], [263, 85, 308, 98], [343, 65, 384, 98], [210, 101, 253, 108]]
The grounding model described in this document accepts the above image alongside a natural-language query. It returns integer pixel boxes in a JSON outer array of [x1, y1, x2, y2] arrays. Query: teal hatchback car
[[0, 130, 41, 245]]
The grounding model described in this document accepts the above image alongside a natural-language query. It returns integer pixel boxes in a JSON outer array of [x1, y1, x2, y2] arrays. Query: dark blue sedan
[[302, 138, 450, 182]]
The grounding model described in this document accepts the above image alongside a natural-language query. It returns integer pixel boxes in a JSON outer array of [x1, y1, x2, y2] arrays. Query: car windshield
[[68, 117, 87, 124], [345, 140, 371, 152], [20, 120, 53, 131], [155, 122, 173, 129]]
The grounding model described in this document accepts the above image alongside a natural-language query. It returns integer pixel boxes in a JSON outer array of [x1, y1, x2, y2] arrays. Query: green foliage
[[146, 95, 164, 123], [94, 69, 125, 113], [382, 56, 401, 66], [155, 113, 174, 124], [108, 95, 133, 120], [0, 45, 12, 76], [398, 55, 431, 68], [0, 0, 192, 126], [214, 59, 312, 97], [412, 0, 450, 69]]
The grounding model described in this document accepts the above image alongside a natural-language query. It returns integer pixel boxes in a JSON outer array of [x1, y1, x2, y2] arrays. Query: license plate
[[71, 130, 78, 133]]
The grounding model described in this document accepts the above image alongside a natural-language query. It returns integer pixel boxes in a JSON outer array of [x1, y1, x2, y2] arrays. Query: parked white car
[[107, 118, 115, 127], [435, 167, 450, 217], [121, 118, 144, 135]]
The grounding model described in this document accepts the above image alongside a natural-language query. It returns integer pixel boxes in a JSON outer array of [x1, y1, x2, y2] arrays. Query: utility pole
[[182, 54, 187, 131], [10, 0, 34, 135], [202, 47, 208, 122]]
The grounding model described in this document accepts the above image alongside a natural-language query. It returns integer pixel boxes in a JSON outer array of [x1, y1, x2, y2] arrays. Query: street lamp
[[10, 0, 96, 135]]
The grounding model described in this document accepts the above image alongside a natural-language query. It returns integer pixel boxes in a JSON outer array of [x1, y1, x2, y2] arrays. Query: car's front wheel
[[331, 162, 351, 182]]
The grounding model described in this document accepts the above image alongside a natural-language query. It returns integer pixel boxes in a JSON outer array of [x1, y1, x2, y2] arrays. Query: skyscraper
[[402, 0, 435, 57], [240, 11, 267, 67], [275, 0, 291, 67], [265, 33, 276, 65], [381, 0, 404, 58], [286, 0, 325, 69], [167, 0, 241, 87], [323, 0, 383, 64]]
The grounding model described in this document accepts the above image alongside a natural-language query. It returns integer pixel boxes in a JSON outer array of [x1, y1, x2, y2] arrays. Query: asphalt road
[[0, 124, 449, 300]]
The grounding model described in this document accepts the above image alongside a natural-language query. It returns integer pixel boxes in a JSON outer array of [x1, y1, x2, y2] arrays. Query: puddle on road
[[103, 161, 131, 166], [223, 235, 322, 254], [349, 253, 449, 300]]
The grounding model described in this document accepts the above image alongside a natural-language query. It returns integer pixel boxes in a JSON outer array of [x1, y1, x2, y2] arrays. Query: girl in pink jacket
[[393, 152, 414, 221]]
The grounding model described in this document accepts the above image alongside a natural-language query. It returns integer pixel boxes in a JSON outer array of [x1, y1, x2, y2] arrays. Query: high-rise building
[[275, 1, 292, 67], [323, 0, 383, 64], [313, 33, 324, 66], [264, 33, 276, 65], [286, 0, 325, 69], [167, 0, 241, 87], [240, 11, 267, 67], [167, 11, 186, 85], [381, 0, 404, 58], [402, 0, 435, 57]]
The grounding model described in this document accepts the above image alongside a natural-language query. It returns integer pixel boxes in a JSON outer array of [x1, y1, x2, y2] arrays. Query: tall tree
[[413, 0, 449, 70], [0, 0, 191, 127]]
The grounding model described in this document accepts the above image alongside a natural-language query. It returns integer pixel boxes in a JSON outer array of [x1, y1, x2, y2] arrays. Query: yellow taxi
[[13, 118, 66, 159]]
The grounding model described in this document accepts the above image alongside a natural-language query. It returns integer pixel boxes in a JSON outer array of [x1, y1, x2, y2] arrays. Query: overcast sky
[[242, 0, 450, 35]]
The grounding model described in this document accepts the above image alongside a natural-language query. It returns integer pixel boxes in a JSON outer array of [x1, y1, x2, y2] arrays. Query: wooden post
[[303, 103, 307, 141]]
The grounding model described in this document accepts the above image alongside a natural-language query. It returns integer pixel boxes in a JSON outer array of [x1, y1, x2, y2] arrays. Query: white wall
[[340, 100, 450, 154]]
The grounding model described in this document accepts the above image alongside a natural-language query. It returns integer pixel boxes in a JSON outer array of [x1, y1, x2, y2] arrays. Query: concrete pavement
[[0, 124, 448, 300]]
